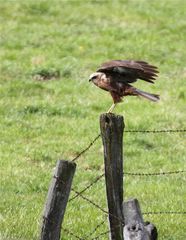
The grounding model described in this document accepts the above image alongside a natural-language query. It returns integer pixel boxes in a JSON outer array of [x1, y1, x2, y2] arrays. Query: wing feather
[[97, 60, 159, 84]]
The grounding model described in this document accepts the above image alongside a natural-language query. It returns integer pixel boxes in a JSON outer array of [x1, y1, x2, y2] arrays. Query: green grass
[[0, 0, 186, 239]]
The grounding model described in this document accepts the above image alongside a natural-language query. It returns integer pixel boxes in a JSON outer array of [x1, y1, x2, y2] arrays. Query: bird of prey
[[89, 60, 159, 112]]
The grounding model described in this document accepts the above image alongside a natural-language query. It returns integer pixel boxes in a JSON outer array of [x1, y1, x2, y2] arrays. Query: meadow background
[[0, 0, 185, 239]]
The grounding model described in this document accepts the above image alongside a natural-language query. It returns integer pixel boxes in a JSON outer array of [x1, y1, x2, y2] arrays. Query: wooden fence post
[[40, 160, 76, 240], [100, 113, 124, 240], [123, 199, 157, 240]]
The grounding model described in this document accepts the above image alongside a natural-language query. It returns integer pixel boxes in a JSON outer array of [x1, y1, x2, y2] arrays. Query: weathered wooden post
[[123, 199, 157, 240], [40, 160, 76, 240], [100, 113, 124, 240]]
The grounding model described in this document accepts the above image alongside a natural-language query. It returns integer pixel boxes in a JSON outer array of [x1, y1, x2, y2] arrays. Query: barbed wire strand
[[69, 173, 104, 202], [64, 128, 186, 239], [125, 129, 186, 133], [89, 211, 186, 239], [69, 127, 185, 165], [66, 169, 185, 239], [72, 134, 101, 162], [91, 230, 110, 240], [62, 211, 186, 240], [53, 175, 123, 225], [125, 170, 186, 176], [71, 187, 109, 215], [71, 186, 186, 219], [71, 129, 185, 163], [143, 211, 186, 215], [83, 218, 107, 239], [71, 187, 124, 224], [91, 222, 125, 240], [62, 227, 85, 240], [69, 170, 185, 203]]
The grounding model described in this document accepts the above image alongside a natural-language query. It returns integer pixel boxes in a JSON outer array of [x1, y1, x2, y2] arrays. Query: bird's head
[[88, 72, 106, 85]]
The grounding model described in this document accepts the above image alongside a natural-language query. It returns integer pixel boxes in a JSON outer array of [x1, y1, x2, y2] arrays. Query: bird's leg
[[107, 103, 116, 113]]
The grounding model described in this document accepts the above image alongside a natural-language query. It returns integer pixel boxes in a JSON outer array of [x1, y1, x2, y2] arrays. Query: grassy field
[[0, 0, 186, 239]]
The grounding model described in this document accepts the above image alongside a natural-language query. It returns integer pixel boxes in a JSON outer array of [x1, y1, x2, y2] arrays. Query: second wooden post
[[100, 113, 124, 240]]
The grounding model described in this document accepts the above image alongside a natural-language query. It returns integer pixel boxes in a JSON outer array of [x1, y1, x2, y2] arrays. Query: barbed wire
[[70, 178, 186, 221], [69, 170, 185, 204], [82, 218, 107, 239], [64, 127, 185, 239], [62, 227, 85, 240], [65, 168, 185, 239], [89, 211, 186, 239], [69, 173, 104, 202], [72, 134, 101, 162], [53, 175, 111, 222], [91, 230, 110, 240], [143, 211, 186, 215], [62, 210, 186, 240], [125, 129, 186, 133], [125, 170, 186, 176], [70, 128, 185, 163], [71, 187, 124, 224], [63, 210, 186, 240]]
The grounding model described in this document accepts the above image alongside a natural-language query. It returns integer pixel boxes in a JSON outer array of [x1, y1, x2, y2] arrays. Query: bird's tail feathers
[[134, 88, 160, 102]]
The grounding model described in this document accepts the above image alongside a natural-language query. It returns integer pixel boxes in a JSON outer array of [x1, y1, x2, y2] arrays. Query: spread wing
[[97, 60, 159, 84]]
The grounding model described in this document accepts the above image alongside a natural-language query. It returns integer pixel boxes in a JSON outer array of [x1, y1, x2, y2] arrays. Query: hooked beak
[[88, 78, 92, 82]]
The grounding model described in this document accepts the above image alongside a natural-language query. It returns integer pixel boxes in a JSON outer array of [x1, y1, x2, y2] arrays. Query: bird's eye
[[92, 76, 97, 79]]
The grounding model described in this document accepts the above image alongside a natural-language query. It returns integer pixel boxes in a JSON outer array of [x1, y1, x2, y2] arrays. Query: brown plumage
[[89, 60, 160, 112]]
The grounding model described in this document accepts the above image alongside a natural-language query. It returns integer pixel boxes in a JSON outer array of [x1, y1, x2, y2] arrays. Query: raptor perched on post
[[89, 60, 160, 112]]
